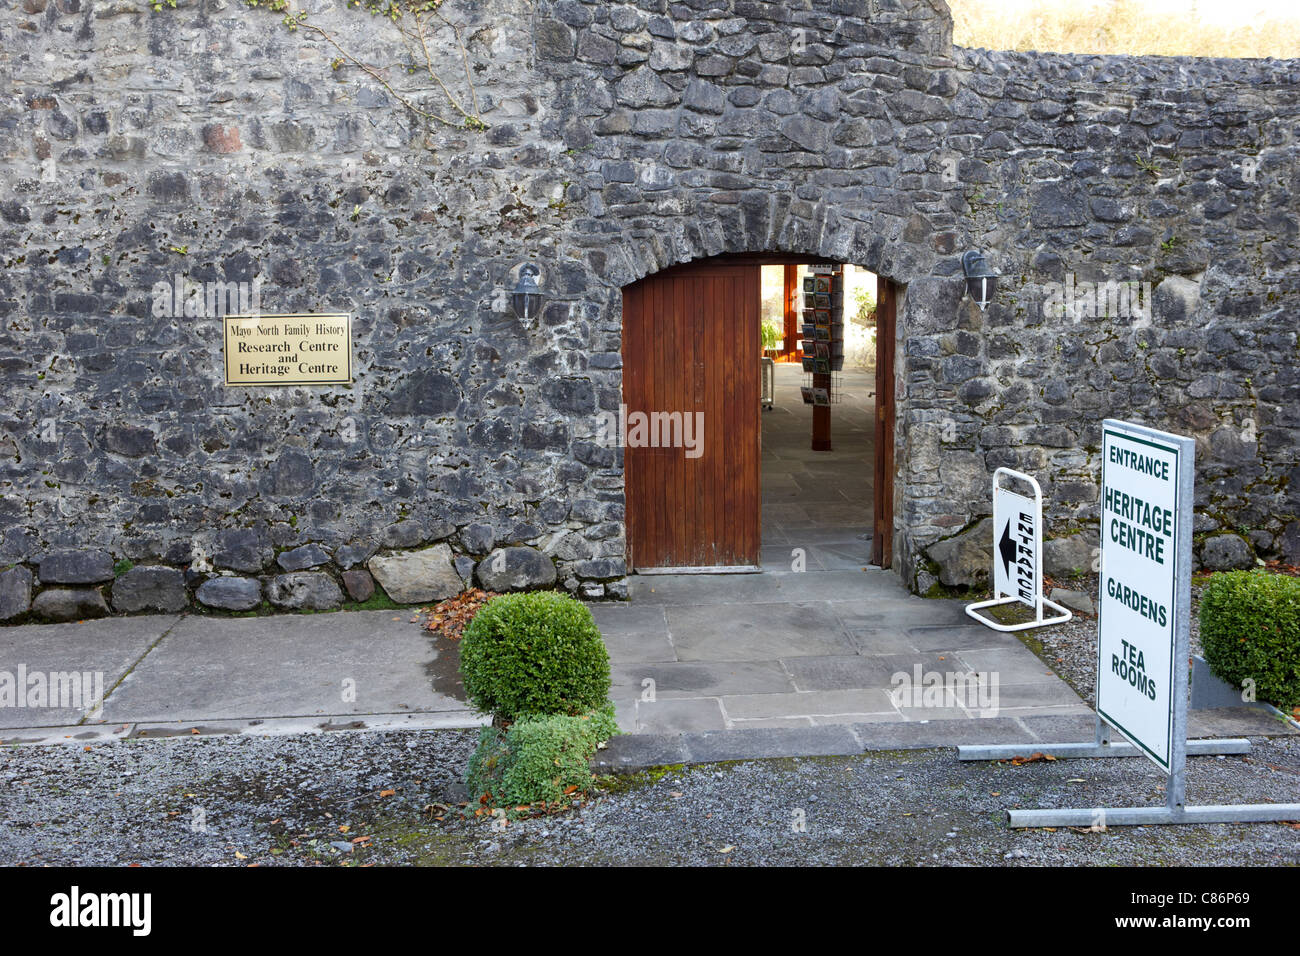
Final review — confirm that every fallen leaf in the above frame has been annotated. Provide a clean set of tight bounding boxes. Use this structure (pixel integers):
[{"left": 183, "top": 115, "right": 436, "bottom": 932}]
[
  {"left": 378, "top": 789, "right": 396, "bottom": 798},
  {"left": 1007, "top": 752, "right": 1056, "bottom": 766},
  {"left": 422, "top": 589, "right": 501, "bottom": 641},
  {"left": 234, "top": 851, "right": 247, "bottom": 860}
]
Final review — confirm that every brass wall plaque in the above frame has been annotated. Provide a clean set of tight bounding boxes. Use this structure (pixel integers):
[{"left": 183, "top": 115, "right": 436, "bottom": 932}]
[{"left": 223, "top": 313, "right": 352, "bottom": 386}]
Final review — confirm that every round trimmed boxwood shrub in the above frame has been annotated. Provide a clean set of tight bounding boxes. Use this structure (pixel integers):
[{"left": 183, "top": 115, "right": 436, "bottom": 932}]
[
  {"left": 458, "top": 591, "right": 611, "bottom": 721},
  {"left": 1200, "top": 570, "right": 1300, "bottom": 709}
]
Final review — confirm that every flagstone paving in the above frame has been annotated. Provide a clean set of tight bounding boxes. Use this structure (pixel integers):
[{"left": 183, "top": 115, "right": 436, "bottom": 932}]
[{"left": 591, "top": 568, "right": 1094, "bottom": 737}]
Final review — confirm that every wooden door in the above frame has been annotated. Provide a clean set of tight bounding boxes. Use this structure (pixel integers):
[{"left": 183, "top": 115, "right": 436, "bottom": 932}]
[
  {"left": 872, "top": 276, "right": 897, "bottom": 569},
  {"left": 623, "top": 262, "right": 761, "bottom": 570}
]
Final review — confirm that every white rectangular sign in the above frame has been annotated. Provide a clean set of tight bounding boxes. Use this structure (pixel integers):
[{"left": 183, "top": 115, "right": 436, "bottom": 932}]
[
  {"left": 1096, "top": 420, "right": 1193, "bottom": 772},
  {"left": 993, "top": 485, "right": 1038, "bottom": 608}
]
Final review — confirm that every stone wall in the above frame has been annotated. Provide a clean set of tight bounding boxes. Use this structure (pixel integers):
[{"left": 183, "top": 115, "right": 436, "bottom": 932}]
[{"left": 0, "top": 0, "right": 1297, "bottom": 621}]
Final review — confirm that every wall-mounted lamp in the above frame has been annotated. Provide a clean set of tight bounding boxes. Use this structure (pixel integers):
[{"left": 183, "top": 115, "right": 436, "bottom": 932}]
[
  {"left": 961, "top": 250, "right": 999, "bottom": 311},
  {"left": 511, "top": 263, "right": 544, "bottom": 322}
]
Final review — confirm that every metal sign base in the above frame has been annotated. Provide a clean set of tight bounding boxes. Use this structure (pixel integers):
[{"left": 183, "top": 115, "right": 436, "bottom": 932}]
[
  {"left": 958, "top": 716, "right": 1250, "bottom": 761},
  {"left": 958, "top": 718, "right": 1300, "bottom": 828},
  {"left": 965, "top": 594, "right": 1072, "bottom": 633},
  {"left": 1010, "top": 802, "right": 1300, "bottom": 828}
]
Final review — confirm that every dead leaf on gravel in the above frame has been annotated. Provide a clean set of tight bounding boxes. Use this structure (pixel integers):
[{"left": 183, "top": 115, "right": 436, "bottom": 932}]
[{"left": 1005, "top": 752, "right": 1056, "bottom": 765}]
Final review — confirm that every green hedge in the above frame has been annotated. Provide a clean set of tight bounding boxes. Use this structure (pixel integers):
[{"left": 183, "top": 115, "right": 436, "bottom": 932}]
[
  {"left": 458, "top": 591, "right": 611, "bottom": 722},
  {"left": 1200, "top": 570, "right": 1300, "bottom": 709},
  {"left": 465, "top": 705, "right": 620, "bottom": 809}
]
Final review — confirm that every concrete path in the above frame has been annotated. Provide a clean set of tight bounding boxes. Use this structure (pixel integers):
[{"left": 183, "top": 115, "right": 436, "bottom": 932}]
[{"left": 0, "top": 610, "right": 482, "bottom": 744}]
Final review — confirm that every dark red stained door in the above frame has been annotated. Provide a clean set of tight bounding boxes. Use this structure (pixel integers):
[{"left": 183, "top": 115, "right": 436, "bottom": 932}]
[{"left": 623, "top": 263, "right": 760, "bottom": 570}]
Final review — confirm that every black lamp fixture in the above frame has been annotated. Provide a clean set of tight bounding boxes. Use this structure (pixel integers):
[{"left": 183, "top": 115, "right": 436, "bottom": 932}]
[
  {"left": 511, "top": 263, "right": 544, "bottom": 322},
  {"left": 961, "top": 250, "right": 999, "bottom": 311}
]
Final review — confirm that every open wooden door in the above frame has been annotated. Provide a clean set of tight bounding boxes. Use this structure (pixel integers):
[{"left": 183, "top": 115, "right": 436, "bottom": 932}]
[
  {"left": 623, "top": 262, "right": 761, "bottom": 570},
  {"left": 871, "top": 276, "right": 896, "bottom": 569}
]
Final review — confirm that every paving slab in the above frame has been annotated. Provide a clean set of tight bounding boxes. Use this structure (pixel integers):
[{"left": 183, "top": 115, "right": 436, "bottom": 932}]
[
  {"left": 781, "top": 652, "right": 953, "bottom": 691},
  {"left": 0, "top": 614, "right": 182, "bottom": 728},
  {"left": 807, "top": 541, "right": 875, "bottom": 570},
  {"left": 588, "top": 604, "right": 674, "bottom": 663},
  {"left": 843, "top": 627, "right": 921, "bottom": 655},
  {"left": 634, "top": 697, "right": 726, "bottom": 733},
  {"left": 995, "top": 703, "right": 1095, "bottom": 718},
  {"left": 631, "top": 569, "right": 891, "bottom": 607},
  {"left": 904, "top": 624, "right": 1020, "bottom": 652},
  {"left": 100, "top": 610, "right": 469, "bottom": 723},
  {"left": 992, "top": 680, "right": 1092, "bottom": 710},
  {"left": 732, "top": 716, "right": 816, "bottom": 729},
  {"left": 953, "top": 646, "right": 1063, "bottom": 683},
  {"left": 591, "top": 733, "right": 690, "bottom": 772},
  {"left": 761, "top": 544, "right": 825, "bottom": 571},
  {"left": 612, "top": 660, "right": 795, "bottom": 699},
  {"left": 667, "top": 602, "right": 858, "bottom": 661},
  {"left": 851, "top": 716, "right": 1039, "bottom": 750},
  {"left": 0, "top": 723, "right": 136, "bottom": 746},
  {"left": 684, "top": 725, "right": 862, "bottom": 763},
  {"left": 830, "top": 597, "right": 968, "bottom": 629},
  {"left": 720, "top": 688, "right": 898, "bottom": 721},
  {"left": 1020, "top": 713, "right": 1104, "bottom": 742}
]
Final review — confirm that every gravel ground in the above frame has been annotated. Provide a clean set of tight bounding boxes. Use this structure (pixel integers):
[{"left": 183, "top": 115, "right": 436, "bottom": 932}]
[{"left": 2, "top": 728, "right": 1298, "bottom": 866}]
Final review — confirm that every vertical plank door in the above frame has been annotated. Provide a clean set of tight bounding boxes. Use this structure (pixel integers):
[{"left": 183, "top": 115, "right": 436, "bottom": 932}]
[{"left": 623, "top": 262, "right": 761, "bottom": 570}]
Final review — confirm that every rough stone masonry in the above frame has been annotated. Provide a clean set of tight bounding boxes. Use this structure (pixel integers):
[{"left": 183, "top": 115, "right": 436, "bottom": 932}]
[{"left": 0, "top": 0, "right": 1297, "bottom": 621}]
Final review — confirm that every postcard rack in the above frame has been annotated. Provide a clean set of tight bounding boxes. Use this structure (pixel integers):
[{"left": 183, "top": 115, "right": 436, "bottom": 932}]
[{"left": 799, "top": 264, "right": 845, "bottom": 407}]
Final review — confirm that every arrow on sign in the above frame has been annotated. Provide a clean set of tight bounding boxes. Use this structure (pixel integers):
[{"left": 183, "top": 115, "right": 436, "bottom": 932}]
[{"left": 999, "top": 519, "right": 1017, "bottom": 577}]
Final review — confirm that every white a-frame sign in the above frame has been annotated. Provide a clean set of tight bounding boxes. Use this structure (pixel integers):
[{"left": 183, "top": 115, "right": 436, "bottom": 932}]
[{"left": 966, "top": 468, "right": 1072, "bottom": 632}]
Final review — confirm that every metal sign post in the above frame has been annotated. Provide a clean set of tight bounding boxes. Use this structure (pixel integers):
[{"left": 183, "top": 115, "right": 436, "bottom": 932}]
[
  {"left": 958, "top": 422, "right": 1300, "bottom": 827},
  {"left": 965, "top": 468, "right": 1072, "bottom": 632}
]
